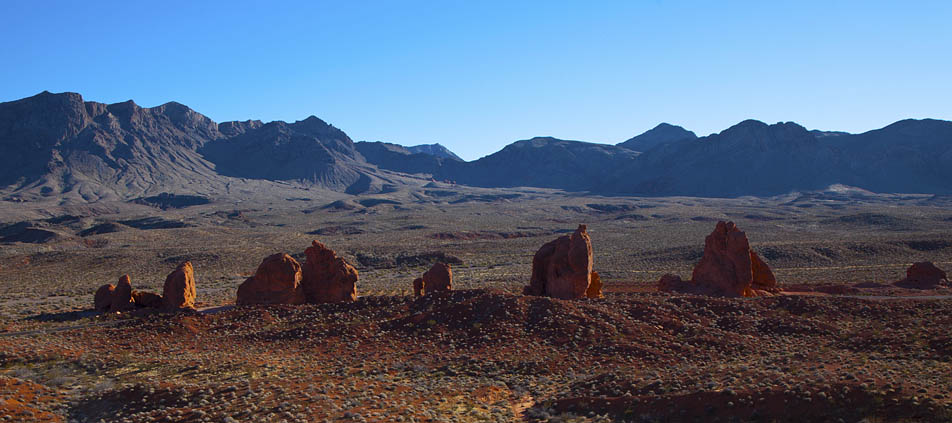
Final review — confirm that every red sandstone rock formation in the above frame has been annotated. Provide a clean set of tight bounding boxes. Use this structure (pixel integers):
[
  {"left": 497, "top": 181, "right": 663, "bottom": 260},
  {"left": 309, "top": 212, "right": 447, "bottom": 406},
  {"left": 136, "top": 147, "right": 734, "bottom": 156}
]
[
  {"left": 132, "top": 291, "right": 163, "bottom": 308},
  {"left": 413, "top": 277, "right": 425, "bottom": 297},
  {"left": 94, "top": 284, "right": 115, "bottom": 312},
  {"left": 657, "top": 274, "right": 688, "bottom": 292},
  {"left": 523, "top": 225, "right": 594, "bottom": 299},
  {"left": 586, "top": 271, "right": 604, "bottom": 299},
  {"left": 301, "top": 240, "right": 359, "bottom": 303},
  {"left": 163, "top": 261, "right": 197, "bottom": 310},
  {"left": 236, "top": 253, "right": 306, "bottom": 305},
  {"left": 659, "top": 221, "right": 780, "bottom": 297},
  {"left": 110, "top": 275, "right": 135, "bottom": 312},
  {"left": 894, "top": 261, "right": 949, "bottom": 289},
  {"left": 422, "top": 263, "right": 453, "bottom": 295}
]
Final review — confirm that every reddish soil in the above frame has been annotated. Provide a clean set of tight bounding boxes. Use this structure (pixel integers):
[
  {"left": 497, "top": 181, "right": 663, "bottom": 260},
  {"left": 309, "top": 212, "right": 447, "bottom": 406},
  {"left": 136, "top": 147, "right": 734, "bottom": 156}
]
[{"left": 1, "top": 288, "right": 951, "bottom": 422}]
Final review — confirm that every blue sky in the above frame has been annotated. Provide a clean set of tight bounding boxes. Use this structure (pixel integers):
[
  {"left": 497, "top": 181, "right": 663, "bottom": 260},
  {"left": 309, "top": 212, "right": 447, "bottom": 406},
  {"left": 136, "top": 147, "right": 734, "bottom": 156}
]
[{"left": 2, "top": 1, "right": 950, "bottom": 160}]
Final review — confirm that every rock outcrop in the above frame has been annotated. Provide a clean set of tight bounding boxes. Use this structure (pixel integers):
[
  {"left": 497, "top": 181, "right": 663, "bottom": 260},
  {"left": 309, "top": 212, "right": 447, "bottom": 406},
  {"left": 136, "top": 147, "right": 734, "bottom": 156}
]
[
  {"left": 301, "top": 240, "right": 359, "bottom": 303},
  {"left": 111, "top": 275, "right": 135, "bottom": 312},
  {"left": 421, "top": 263, "right": 453, "bottom": 295},
  {"left": 94, "top": 274, "right": 170, "bottom": 312},
  {"left": 236, "top": 253, "right": 306, "bottom": 305},
  {"left": 523, "top": 225, "right": 595, "bottom": 299},
  {"left": 585, "top": 271, "right": 604, "bottom": 299},
  {"left": 162, "top": 261, "right": 196, "bottom": 310},
  {"left": 132, "top": 291, "right": 163, "bottom": 308},
  {"left": 659, "top": 221, "right": 780, "bottom": 297},
  {"left": 413, "top": 277, "right": 425, "bottom": 297},
  {"left": 94, "top": 283, "right": 115, "bottom": 312},
  {"left": 894, "top": 262, "right": 949, "bottom": 289}
]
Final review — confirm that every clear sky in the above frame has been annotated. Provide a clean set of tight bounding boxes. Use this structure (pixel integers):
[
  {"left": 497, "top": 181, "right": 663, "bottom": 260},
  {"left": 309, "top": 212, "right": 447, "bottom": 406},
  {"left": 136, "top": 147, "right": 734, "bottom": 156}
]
[{"left": 2, "top": 1, "right": 950, "bottom": 160}]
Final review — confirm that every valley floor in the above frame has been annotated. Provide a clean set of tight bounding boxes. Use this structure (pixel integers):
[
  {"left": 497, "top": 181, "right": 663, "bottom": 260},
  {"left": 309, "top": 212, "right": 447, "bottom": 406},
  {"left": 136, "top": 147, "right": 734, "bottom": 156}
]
[{"left": 0, "top": 189, "right": 950, "bottom": 422}]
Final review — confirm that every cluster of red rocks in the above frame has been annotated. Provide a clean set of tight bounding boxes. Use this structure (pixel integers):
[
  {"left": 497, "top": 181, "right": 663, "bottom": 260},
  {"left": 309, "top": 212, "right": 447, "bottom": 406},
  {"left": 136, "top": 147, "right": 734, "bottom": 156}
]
[
  {"left": 90, "top": 221, "right": 949, "bottom": 311},
  {"left": 236, "top": 240, "right": 359, "bottom": 305},
  {"left": 523, "top": 224, "right": 603, "bottom": 299},
  {"left": 94, "top": 262, "right": 196, "bottom": 312},
  {"left": 658, "top": 221, "right": 781, "bottom": 297}
]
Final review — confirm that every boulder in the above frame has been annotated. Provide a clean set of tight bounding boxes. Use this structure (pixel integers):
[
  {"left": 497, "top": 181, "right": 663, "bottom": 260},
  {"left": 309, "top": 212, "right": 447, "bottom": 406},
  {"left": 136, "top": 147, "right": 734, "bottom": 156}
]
[
  {"left": 657, "top": 274, "right": 689, "bottom": 292},
  {"left": 162, "top": 261, "right": 196, "bottom": 310},
  {"left": 110, "top": 275, "right": 135, "bottom": 312},
  {"left": 413, "top": 277, "right": 425, "bottom": 297},
  {"left": 132, "top": 291, "right": 164, "bottom": 308},
  {"left": 422, "top": 263, "right": 453, "bottom": 295},
  {"left": 585, "top": 271, "right": 603, "bottom": 299},
  {"left": 94, "top": 284, "right": 115, "bottom": 311},
  {"left": 236, "top": 253, "right": 306, "bottom": 305},
  {"left": 895, "top": 261, "right": 949, "bottom": 289},
  {"left": 661, "top": 221, "right": 780, "bottom": 297},
  {"left": 301, "top": 240, "right": 358, "bottom": 303},
  {"left": 523, "top": 225, "right": 594, "bottom": 299},
  {"left": 585, "top": 271, "right": 605, "bottom": 298}
]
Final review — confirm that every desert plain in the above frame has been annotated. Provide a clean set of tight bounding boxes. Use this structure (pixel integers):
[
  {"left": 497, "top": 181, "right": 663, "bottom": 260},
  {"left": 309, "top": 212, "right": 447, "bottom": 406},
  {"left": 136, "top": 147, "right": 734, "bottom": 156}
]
[{"left": 1, "top": 184, "right": 951, "bottom": 422}]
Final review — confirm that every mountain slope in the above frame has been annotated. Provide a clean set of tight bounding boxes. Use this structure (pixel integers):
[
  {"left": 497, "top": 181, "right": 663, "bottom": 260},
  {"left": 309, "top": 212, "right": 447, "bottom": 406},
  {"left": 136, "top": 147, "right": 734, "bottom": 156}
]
[
  {"left": 354, "top": 141, "right": 459, "bottom": 176},
  {"left": 201, "top": 116, "right": 367, "bottom": 190},
  {"left": 0, "top": 92, "right": 398, "bottom": 201},
  {"left": 825, "top": 119, "right": 952, "bottom": 194},
  {"left": 405, "top": 143, "right": 463, "bottom": 161},
  {"left": 606, "top": 120, "right": 846, "bottom": 196},
  {"left": 437, "top": 137, "right": 640, "bottom": 191},
  {"left": 0, "top": 91, "right": 223, "bottom": 201},
  {"left": 2, "top": 91, "right": 951, "bottom": 201}
]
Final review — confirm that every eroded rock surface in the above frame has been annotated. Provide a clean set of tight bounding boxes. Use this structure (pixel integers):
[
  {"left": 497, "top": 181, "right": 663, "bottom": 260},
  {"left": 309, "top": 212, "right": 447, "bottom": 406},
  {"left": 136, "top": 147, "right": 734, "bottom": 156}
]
[
  {"left": 660, "top": 221, "right": 780, "bottom": 297},
  {"left": 236, "top": 253, "right": 306, "bottom": 305},
  {"left": 110, "top": 275, "right": 135, "bottom": 312},
  {"left": 301, "top": 240, "right": 359, "bottom": 303},
  {"left": 163, "top": 261, "right": 196, "bottom": 309},
  {"left": 422, "top": 263, "right": 453, "bottom": 295},
  {"left": 585, "top": 271, "right": 604, "bottom": 299},
  {"left": 94, "top": 284, "right": 115, "bottom": 312},
  {"left": 413, "top": 277, "right": 425, "bottom": 297},
  {"left": 895, "top": 261, "right": 949, "bottom": 289},
  {"left": 132, "top": 291, "right": 164, "bottom": 308},
  {"left": 523, "top": 225, "right": 594, "bottom": 299}
]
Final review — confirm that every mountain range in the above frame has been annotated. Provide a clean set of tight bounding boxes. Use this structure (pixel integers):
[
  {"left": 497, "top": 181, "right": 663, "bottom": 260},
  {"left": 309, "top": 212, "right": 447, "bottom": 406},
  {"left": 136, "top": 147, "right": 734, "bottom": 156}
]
[{"left": 1, "top": 91, "right": 950, "bottom": 202}]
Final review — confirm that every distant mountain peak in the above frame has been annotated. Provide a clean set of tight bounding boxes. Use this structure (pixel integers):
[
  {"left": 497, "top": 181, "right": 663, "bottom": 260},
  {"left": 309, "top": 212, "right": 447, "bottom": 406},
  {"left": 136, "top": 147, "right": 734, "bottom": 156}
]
[
  {"left": 405, "top": 143, "right": 463, "bottom": 161},
  {"left": 618, "top": 123, "right": 696, "bottom": 152}
]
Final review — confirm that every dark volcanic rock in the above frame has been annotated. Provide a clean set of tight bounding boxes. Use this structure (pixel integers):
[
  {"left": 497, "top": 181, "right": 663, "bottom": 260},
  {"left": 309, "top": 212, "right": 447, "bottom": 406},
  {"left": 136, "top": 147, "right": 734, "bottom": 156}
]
[
  {"left": 78, "top": 222, "right": 127, "bottom": 237},
  {"left": 133, "top": 193, "right": 211, "bottom": 210},
  {"left": 0, "top": 222, "right": 64, "bottom": 244},
  {"left": 118, "top": 217, "right": 193, "bottom": 230}
]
